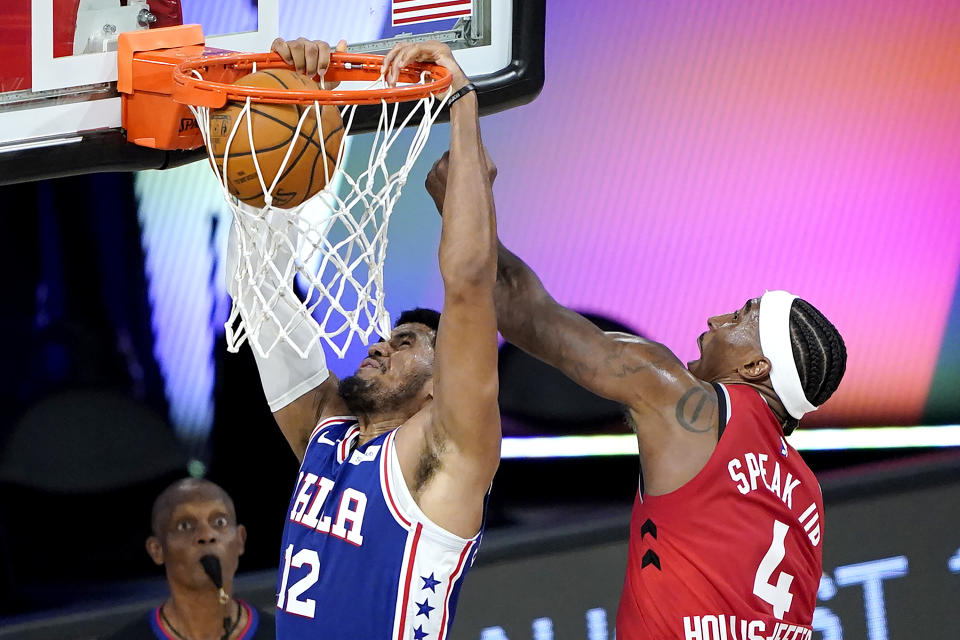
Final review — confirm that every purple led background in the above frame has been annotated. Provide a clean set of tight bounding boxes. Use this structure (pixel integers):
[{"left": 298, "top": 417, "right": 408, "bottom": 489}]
[
  {"left": 465, "top": 0, "right": 960, "bottom": 426},
  {"left": 134, "top": 0, "right": 960, "bottom": 437},
  {"left": 303, "top": 0, "right": 960, "bottom": 427}
]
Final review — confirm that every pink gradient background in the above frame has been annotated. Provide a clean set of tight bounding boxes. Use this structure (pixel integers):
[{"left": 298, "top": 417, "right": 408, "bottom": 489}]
[
  {"left": 132, "top": 0, "right": 960, "bottom": 433},
  {"left": 471, "top": 0, "right": 960, "bottom": 426}
]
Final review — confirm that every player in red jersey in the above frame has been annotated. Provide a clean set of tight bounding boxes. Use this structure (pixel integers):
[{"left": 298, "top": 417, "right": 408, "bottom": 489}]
[{"left": 484, "top": 224, "right": 847, "bottom": 638}]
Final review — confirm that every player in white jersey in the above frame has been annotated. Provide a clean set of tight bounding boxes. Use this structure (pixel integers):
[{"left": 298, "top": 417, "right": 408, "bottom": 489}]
[{"left": 229, "top": 38, "right": 500, "bottom": 638}]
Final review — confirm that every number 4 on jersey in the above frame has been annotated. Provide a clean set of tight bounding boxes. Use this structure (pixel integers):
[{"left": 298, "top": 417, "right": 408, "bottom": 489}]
[{"left": 753, "top": 520, "right": 794, "bottom": 619}]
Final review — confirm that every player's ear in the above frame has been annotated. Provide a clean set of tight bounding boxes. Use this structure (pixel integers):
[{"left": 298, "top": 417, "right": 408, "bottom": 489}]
[
  {"left": 237, "top": 524, "right": 247, "bottom": 556},
  {"left": 146, "top": 536, "right": 165, "bottom": 566},
  {"left": 738, "top": 356, "right": 771, "bottom": 381}
]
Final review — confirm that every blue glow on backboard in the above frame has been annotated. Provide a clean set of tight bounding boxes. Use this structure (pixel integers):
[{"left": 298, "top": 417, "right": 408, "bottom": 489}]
[{"left": 180, "top": 0, "right": 258, "bottom": 36}]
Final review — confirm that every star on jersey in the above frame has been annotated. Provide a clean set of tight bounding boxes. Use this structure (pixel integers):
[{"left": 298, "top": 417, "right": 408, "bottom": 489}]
[
  {"left": 416, "top": 599, "right": 435, "bottom": 618},
  {"left": 421, "top": 573, "right": 441, "bottom": 592},
  {"left": 413, "top": 625, "right": 429, "bottom": 639}
]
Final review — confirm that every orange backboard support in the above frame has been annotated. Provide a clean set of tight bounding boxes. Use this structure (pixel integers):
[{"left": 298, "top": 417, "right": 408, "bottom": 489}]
[{"left": 118, "top": 24, "right": 234, "bottom": 150}]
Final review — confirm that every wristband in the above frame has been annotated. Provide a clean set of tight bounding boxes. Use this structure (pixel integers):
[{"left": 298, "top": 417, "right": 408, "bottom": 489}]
[{"left": 448, "top": 83, "right": 476, "bottom": 107}]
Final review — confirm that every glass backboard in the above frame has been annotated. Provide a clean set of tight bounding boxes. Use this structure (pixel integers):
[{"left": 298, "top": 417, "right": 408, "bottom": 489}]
[{"left": 0, "top": 0, "right": 543, "bottom": 184}]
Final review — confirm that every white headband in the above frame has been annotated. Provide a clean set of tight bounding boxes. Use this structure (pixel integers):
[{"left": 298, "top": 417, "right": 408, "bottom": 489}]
[{"left": 758, "top": 290, "right": 817, "bottom": 420}]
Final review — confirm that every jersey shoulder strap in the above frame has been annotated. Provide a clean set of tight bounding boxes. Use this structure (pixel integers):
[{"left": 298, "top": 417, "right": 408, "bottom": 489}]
[{"left": 712, "top": 382, "right": 729, "bottom": 441}]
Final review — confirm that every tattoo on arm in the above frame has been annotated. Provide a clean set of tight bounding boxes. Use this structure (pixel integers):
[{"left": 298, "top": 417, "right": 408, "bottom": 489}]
[
  {"left": 675, "top": 387, "right": 718, "bottom": 434},
  {"left": 602, "top": 348, "right": 653, "bottom": 378}
]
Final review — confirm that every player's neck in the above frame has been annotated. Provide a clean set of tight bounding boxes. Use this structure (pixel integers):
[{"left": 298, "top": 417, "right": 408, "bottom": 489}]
[
  {"left": 163, "top": 587, "right": 241, "bottom": 640},
  {"left": 356, "top": 401, "right": 430, "bottom": 445},
  {"left": 356, "top": 414, "right": 408, "bottom": 444},
  {"left": 719, "top": 378, "right": 791, "bottom": 427}
]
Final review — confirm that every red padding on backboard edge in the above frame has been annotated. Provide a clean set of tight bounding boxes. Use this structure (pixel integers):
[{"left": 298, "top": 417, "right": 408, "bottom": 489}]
[
  {"left": 147, "top": 0, "right": 184, "bottom": 29},
  {"left": 53, "top": 0, "right": 80, "bottom": 58},
  {"left": 1, "top": 0, "right": 32, "bottom": 92},
  {"left": 0, "top": 0, "right": 179, "bottom": 95}
]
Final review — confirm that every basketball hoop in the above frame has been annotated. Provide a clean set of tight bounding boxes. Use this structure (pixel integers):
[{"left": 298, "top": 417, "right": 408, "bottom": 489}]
[
  {"left": 170, "top": 50, "right": 454, "bottom": 359},
  {"left": 172, "top": 51, "right": 454, "bottom": 107}
]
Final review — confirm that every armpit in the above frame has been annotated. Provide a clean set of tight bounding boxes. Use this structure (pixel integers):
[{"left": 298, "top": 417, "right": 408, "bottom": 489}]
[{"left": 413, "top": 433, "right": 445, "bottom": 495}]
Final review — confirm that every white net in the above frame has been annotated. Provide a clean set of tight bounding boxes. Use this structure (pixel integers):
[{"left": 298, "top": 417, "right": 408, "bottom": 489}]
[{"left": 187, "top": 72, "right": 450, "bottom": 359}]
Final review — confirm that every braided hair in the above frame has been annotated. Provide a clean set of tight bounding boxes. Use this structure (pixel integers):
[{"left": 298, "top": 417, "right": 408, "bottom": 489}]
[{"left": 783, "top": 299, "right": 847, "bottom": 435}]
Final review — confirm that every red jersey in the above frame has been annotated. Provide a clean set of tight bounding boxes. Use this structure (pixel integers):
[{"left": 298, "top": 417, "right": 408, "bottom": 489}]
[{"left": 617, "top": 383, "right": 823, "bottom": 640}]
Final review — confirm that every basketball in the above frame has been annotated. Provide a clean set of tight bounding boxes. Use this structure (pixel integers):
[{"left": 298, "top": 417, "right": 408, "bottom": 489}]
[{"left": 208, "top": 68, "right": 345, "bottom": 209}]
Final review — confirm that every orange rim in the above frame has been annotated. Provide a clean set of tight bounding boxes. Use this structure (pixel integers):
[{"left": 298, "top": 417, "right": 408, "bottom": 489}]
[{"left": 172, "top": 51, "right": 453, "bottom": 108}]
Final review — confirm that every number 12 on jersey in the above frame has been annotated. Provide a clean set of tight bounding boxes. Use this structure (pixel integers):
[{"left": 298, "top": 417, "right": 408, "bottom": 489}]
[
  {"left": 753, "top": 520, "right": 795, "bottom": 619},
  {"left": 278, "top": 544, "right": 320, "bottom": 618}
]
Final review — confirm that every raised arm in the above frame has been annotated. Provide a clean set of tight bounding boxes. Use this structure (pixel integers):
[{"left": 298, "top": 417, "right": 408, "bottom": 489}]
[
  {"left": 226, "top": 39, "right": 350, "bottom": 462},
  {"left": 422, "top": 147, "right": 686, "bottom": 416},
  {"left": 494, "top": 243, "right": 694, "bottom": 410},
  {"left": 494, "top": 244, "right": 725, "bottom": 495},
  {"left": 423, "top": 147, "right": 715, "bottom": 444},
  {"left": 383, "top": 42, "right": 500, "bottom": 534},
  {"left": 432, "top": 95, "right": 501, "bottom": 484}
]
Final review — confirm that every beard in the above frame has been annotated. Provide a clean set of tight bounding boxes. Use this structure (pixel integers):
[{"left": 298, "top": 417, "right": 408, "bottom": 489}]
[
  {"left": 338, "top": 368, "right": 431, "bottom": 417},
  {"left": 338, "top": 375, "right": 380, "bottom": 415}
]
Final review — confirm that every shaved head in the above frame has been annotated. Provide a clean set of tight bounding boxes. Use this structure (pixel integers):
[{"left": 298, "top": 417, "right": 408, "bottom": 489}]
[{"left": 151, "top": 478, "right": 236, "bottom": 537}]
